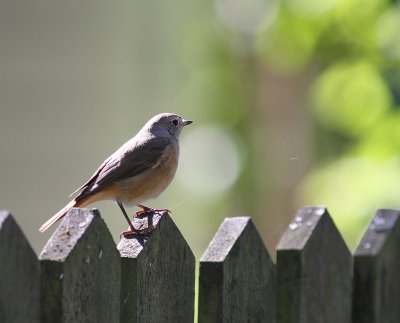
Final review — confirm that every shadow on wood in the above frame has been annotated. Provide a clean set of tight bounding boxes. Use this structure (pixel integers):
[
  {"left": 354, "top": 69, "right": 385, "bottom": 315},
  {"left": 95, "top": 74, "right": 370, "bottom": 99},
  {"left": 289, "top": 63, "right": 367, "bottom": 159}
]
[{"left": 117, "top": 212, "right": 195, "bottom": 323}]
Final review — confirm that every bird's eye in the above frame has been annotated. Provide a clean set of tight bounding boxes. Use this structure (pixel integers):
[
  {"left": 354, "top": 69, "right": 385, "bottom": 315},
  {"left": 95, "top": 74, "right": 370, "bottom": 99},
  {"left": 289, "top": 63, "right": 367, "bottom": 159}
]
[{"left": 172, "top": 119, "right": 179, "bottom": 127}]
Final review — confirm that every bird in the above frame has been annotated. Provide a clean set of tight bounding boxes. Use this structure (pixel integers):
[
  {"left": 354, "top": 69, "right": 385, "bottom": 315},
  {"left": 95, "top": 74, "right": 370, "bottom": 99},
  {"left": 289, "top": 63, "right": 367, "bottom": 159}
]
[{"left": 39, "top": 113, "right": 193, "bottom": 235}]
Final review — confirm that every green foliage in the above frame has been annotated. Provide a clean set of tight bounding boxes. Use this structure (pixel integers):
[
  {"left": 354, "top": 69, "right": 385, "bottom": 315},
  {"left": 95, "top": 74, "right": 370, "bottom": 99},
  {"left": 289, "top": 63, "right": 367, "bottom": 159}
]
[
  {"left": 312, "top": 61, "right": 391, "bottom": 136},
  {"left": 167, "top": 0, "right": 400, "bottom": 252},
  {"left": 256, "top": 9, "right": 322, "bottom": 72},
  {"left": 257, "top": 0, "right": 400, "bottom": 246},
  {"left": 253, "top": 0, "right": 400, "bottom": 248}
]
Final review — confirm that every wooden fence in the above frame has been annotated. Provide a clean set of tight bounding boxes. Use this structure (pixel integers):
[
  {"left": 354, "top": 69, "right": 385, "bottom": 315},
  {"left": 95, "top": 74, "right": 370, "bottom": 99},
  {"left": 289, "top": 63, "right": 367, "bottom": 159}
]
[{"left": 0, "top": 206, "right": 399, "bottom": 323}]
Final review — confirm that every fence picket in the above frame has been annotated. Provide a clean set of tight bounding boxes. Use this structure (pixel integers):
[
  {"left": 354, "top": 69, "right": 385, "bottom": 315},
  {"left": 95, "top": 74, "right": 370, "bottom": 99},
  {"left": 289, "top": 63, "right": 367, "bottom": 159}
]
[
  {"left": 117, "top": 212, "right": 195, "bottom": 323},
  {"left": 353, "top": 209, "right": 400, "bottom": 323},
  {"left": 0, "top": 211, "right": 40, "bottom": 323},
  {"left": 276, "top": 207, "right": 352, "bottom": 323},
  {"left": 198, "top": 217, "right": 276, "bottom": 323},
  {"left": 3, "top": 204, "right": 400, "bottom": 322},
  {"left": 39, "top": 208, "right": 120, "bottom": 323}
]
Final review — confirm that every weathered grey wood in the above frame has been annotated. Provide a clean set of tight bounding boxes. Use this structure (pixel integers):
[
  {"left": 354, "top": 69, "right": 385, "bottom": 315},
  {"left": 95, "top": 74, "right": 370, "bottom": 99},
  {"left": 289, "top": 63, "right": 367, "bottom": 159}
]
[
  {"left": 117, "top": 212, "right": 195, "bottom": 323},
  {"left": 198, "top": 217, "right": 276, "bottom": 323},
  {"left": 353, "top": 209, "right": 400, "bottom": 323},
  {"left": 276, "top": 207, "right": 352, "bottom": 323},
  {"left": 0, "top": 211, "right": 40, "bottom": 323},
  {"left": 39, "top": 208, "right": 120, "bottom": 323}
]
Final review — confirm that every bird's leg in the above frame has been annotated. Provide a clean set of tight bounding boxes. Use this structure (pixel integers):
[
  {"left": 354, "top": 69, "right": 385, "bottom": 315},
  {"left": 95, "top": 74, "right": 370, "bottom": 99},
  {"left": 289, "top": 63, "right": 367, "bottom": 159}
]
[
  {"left": 134, "top": 204, "right": 171, "bottom": 218},
  {"left": 118, "top": 202, "right": 157, "bottom": 237},
  {"left": 118, "top": 202, "right": 137, "bottom": 232}
]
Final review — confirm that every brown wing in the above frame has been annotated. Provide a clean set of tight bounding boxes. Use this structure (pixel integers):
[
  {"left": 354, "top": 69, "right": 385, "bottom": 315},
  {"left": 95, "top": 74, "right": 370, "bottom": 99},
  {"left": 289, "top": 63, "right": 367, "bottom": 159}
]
[
  {"left": 69, "top": 155, "right": 112, "bottom": 197},
  {"left": 75, "top": 137, "right": 170, "bottom": 202}
]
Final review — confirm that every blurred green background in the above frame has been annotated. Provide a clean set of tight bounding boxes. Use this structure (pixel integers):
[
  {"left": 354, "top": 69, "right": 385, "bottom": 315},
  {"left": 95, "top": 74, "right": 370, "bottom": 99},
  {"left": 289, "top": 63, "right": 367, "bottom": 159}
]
[{"left": 1, "top": 0, "right": 400, "bottom": 258}]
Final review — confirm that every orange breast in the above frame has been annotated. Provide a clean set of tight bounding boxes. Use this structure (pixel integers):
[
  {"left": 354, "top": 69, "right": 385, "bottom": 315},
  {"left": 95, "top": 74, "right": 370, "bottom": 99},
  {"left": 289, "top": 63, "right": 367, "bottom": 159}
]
[
  {"left": 114, "top": 144, "right": 179, "bottom": 206},
  {"left": 75, "top": 144, "right": 179, "bottom": 208}
]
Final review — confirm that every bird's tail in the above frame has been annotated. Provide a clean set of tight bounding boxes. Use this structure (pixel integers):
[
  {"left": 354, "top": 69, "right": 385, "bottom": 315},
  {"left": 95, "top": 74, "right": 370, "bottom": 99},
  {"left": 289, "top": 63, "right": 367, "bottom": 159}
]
[{"left": 39, "top": 200, "right": 77, "bottom": 232}]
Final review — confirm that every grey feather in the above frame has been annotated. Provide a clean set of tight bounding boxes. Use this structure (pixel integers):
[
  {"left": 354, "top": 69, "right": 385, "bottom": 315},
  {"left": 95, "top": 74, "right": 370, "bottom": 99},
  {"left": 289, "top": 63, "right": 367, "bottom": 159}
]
[{"left": 75, "top": 137, "right": 170, "bottom": 201}]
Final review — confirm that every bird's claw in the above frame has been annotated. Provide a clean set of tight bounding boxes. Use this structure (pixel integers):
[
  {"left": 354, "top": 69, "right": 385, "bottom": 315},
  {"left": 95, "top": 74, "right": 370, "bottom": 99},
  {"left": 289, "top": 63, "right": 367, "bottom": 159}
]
[
  {"left": 120, "top": 225, "right": 156, "bottom": 238},
  {"left": 134, "top": 204, "right": 171, "bottom": 218},
  {"left": 119, "top": 205, "right": 170, "bottom": 238}
]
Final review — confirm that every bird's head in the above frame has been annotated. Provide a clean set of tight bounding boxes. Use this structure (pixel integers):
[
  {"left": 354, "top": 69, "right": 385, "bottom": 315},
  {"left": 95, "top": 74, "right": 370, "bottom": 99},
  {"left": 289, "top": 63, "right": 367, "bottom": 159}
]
[{"left": 145, "top": 113, "right": 193, "bottom": 139}]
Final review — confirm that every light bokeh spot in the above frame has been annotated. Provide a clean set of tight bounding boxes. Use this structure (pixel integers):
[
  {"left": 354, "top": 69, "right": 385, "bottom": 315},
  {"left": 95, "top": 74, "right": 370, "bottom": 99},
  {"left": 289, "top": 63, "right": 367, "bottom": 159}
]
[
  {"left": 312, "top": 61, "right": 392, "bottom": 136},
  {"left": 178, "top": 125, "right": 242, "bottom": 196}
]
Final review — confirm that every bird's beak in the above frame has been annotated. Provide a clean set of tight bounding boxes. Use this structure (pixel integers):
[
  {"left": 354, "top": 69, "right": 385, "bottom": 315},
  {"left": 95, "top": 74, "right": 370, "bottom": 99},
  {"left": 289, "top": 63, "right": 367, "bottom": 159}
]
[{"left": 182, "top": 119, "right": 193, "bottom": 126}]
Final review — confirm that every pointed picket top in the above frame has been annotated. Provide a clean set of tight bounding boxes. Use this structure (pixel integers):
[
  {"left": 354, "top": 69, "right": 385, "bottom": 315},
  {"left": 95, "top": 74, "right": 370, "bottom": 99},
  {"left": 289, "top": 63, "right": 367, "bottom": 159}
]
[
  {"left": 276, "top": 206, "right": 325, "bottom": 250},
  {"left": 354, "top": 208, "right": 400, "bottom": 257},
  {"left": 276, "top": 207, "right": 352, "bottom": 323},
  {"left": 40, "top": 207, "right": 98, "bottom": 261},
  {"left": 0, "top": 211, "right": 40, "bottom": 323},
  {"left": 117, "top": 212, "right": 195, "bottom": 323},
  {"left": 117, "top": 211, "right": 165, "bottom": 258},
  {"left": 200, "top": 216, "right": 252, "bottom": 262},
  {"left": 199, "top": 217, "right": 276, "bottom": 323},
  {"left": 39, "top": 208, "right": 120, "bottom": 323},
  {"left": 353, "top": 209, "right": 400, "bottom": 323}
]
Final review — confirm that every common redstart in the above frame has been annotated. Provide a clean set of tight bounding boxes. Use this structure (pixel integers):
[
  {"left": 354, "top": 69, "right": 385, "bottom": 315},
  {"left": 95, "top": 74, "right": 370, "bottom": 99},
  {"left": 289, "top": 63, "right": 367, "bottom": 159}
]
[{"left": 39, "top": 113, "right": 193, "bottom": 235}]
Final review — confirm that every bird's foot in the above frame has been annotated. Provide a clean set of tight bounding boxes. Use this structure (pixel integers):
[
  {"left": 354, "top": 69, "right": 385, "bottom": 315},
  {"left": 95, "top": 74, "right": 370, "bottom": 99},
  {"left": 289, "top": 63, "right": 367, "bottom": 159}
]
[
  {"left": 134, "top": 204, "right": 171, "bottom": 218},
  {"left": 120, "top": 225, "right": 156, "bottom": 238}
]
